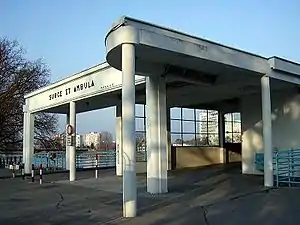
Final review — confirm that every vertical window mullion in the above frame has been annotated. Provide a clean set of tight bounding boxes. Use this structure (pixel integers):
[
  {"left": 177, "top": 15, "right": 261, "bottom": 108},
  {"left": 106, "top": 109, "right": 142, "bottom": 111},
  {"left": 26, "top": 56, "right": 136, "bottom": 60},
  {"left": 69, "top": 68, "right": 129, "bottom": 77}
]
[
  {"left": 206, "top": 110, "right": 209, "bottom": 145},
  {"left": 181, "top": 108, "right": 183, "bottom": 146},
  {"left": 231, "top": 114, "right": 234, "bottom": 143},
  {"left": 194, "top": 109, "right": 197, "bottom": 146}
]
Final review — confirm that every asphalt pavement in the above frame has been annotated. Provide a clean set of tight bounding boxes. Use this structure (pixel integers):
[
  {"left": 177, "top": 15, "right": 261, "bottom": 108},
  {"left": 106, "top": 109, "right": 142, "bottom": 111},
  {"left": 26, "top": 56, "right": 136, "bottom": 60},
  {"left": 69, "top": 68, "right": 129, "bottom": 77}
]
[{"left": 0, "top": 164, "right": 299, "bottom": 225}]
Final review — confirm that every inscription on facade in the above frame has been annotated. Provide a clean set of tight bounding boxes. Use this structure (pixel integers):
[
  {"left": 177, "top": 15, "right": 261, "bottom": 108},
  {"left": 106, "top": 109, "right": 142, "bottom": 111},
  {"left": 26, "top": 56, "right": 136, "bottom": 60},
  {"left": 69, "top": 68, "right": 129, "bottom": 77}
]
[{"left": 49, "top": 80, "right": 115, "bottom": 101}]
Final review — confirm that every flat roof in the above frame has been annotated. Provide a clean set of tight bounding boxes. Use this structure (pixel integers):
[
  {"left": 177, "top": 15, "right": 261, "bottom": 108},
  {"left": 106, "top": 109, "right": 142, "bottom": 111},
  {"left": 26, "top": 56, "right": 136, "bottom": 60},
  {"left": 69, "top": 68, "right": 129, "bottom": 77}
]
[{"left": 106, "top": 16, "right": 300, "bottom": 66}]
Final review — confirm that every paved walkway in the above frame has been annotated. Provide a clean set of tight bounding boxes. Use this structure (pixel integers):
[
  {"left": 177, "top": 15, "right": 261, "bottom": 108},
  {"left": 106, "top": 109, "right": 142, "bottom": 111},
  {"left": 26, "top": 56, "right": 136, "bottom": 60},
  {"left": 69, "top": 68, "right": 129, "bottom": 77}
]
[{"left": 0, "top": 164, "right": 299, "bottom": 225}]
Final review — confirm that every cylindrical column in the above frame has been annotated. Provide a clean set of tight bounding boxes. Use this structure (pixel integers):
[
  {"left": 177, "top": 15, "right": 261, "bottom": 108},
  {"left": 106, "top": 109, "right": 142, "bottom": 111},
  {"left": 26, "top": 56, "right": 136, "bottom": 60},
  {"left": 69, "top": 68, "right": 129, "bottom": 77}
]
[
  {"left": 69, "top": 101, "right": 76, "bottom": 181},
  {"left": 122, "top": 43, "right": 136, "bottom": 218},
  {"left": 146, "top": 75, "right": 159, "bottom": 193},
  {"left": 261, "top": 75, "right": 273, "bottom": 187},
  {"left": 146, "top": 74, "right": 168, "bottom": 194}
]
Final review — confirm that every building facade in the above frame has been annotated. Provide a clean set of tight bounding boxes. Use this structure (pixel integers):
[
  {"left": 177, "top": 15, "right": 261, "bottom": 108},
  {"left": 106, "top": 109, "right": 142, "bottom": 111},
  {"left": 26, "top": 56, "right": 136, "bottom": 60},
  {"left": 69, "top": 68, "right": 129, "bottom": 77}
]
[
  {"left": 75, "top": 134, "right": 84, "bottom": 148},
  {"left": 84, "top": 132, "right": 101, "bottom": 148}
]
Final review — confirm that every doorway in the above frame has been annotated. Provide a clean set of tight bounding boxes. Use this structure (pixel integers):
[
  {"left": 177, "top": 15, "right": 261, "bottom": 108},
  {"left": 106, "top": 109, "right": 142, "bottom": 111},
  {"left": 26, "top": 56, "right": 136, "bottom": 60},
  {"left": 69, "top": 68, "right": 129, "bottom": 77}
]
[{"left": 224, "top": 112, "right": 242, "bottom": 163}]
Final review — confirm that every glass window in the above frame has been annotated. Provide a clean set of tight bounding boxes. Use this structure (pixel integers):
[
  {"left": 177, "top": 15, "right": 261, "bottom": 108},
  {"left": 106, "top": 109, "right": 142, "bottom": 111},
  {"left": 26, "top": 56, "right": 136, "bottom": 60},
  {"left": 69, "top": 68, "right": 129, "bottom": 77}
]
[
  {"left": 233, "top": 133, "right": 241, "bottom": 143},
  {"left": 182, "top": 108, "right": 194, "bottom": 120},
  {"left": 225, "top": 121, "right": 232, "bottom": 133},
  {"left": 135, "top": 117, "right": 145, "bottom": 132},
  {"left": 233, "top": 122, "right": 241, "bottom": 133},
  {"left": 207, "top": 121, "right": 218, "bottom": 133},
  {"left": 208, "top": 134, "right": 219, "bottom": 146},
  {"left": 136, "top": 132, "right": 146, "bottom": 148},
  {"left": 196, "top": 134, "right": 208, "bottom": 146},
  {"left": 225, "top": 132, "right": 233, "bottom": 143},
  {"left": 208, "top": 110, "right": 218, "bottom": 121},
  {"left": 182, "top": 120, "right": 195, "bottom": 133},
  {"left": 233, "top": 113, "right": 241, "bottom": 122},
  {"left": 135, "top": 104, "right": 146, "bottom": 154},
  {"left": 195, "top": 109, "right": 208, "bottom": 121},
  {"left": 135, "top": 104, "right": 144, "bottom": 117},
  {"left": 171, "top": 120, "right": 181, "bottom": 133},
  {"left": 170, "top": 107, "right": 181, "bottom": 119},
  {"left": 183, "top": 133, "right": 195, "bottom": 146},
  {"left": 170, "top": 107, "right": 219, "bottom": 146},
  {"left": 224, "top": 113, "right": 232, "bottom": 122},
  {"left": 196, "top": 121, "right": 207, "bottom": 133},
  {"left": 224, "top": 112, "right": 242, "bottom": 143},
  {"left": 171, "top": 133, "right": 182, "bottom": 146}
]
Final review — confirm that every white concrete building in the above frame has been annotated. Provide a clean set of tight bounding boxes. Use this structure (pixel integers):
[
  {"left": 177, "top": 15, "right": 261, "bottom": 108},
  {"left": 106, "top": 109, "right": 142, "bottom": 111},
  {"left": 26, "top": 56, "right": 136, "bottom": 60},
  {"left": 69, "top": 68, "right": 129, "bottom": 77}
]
[
  {"left": 22, "top": 16, "right": 300, "bottom": 218},
  {"left": 84, "top": 132, "right": 101, "bottom": 148},
  {"left": 75, "top": 134, "right": 84, "bottom": 148}
]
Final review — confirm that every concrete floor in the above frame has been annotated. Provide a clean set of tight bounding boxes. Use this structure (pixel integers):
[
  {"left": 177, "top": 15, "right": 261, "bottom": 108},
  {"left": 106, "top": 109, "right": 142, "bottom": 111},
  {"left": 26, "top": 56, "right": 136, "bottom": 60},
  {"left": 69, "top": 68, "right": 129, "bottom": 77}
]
[{"left": 0, "top": 164, "right": 299, "bottom": 225}]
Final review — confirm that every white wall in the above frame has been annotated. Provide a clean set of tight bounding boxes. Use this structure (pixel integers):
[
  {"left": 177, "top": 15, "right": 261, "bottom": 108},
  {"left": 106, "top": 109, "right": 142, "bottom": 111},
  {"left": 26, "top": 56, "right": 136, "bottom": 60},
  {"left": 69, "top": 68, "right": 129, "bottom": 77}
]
[{"left": 242, "top": 85, "right": 300, "bottom": 174}]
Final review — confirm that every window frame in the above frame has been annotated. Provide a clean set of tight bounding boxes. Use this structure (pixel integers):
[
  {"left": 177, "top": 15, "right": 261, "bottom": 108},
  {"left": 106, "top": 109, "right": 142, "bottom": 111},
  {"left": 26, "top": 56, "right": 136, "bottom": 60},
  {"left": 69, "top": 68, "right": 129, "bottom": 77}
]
[
  {"left": 224, "top": 112, "right": 242, "bottom": 143},
  {"left": 170, "top": 108, "right": 219, "bottom": 147}
]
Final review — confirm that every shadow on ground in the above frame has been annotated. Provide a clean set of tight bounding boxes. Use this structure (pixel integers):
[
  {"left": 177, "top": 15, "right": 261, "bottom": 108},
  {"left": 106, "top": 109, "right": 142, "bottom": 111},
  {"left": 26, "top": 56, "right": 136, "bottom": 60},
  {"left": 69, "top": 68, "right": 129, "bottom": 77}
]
[{"left": 0, "top": 163, "right": 299, "bottom": 225}]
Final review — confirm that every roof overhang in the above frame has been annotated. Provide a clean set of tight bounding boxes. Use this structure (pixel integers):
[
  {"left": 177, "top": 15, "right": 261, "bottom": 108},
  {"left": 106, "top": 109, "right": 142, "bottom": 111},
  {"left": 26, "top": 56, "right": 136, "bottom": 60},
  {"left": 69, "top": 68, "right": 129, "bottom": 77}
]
[
  {"left": 105, "top": 16, "right": 269, "bottom": 77},
  {"left": 24, "top": 16, "right": 300, "bottom": 115}
]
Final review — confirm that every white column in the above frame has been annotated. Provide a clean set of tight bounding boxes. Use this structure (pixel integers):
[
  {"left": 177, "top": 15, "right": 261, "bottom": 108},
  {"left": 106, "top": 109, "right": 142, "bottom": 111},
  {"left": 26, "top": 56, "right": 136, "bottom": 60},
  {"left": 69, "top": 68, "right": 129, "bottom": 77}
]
[
  {"left": 122, "top": 43, "right": 136, "bottom": 218},
  {"left": 261, "top": 75, "right": 273, "bottom": 187},
  {"left": 218, "top": 112, "right": 226, "bottom": 164},
  {"left": 23, "top": 105, "right": 34, "bottom": 174},
  {"left": 69, "top": 101, "right": 76, "bottom": 181},
  {"left": 65, "top": 113, "right": 70, "bottom": 170},
  {"left": 116, "top": 105, "right": 123, "bottom": 176},
  {"left": 146, "top": 74, "right": 168, "bottom": 194}
]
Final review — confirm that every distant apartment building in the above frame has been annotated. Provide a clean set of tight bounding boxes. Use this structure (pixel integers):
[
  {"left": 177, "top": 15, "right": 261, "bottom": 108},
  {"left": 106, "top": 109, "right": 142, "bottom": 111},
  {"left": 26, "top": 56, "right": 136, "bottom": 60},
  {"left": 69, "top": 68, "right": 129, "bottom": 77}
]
[
  {"left": 85, "top": 132, "right": 101, "bottom": 148},
  {"left": 196, "top": 110, "right": 218, "bottom": 145},
  {"left": 76, "top": 134, "right": 84, "bottom": 148},
  {"left": 197, "top": 110, "right": 218, "bottom": 134}
]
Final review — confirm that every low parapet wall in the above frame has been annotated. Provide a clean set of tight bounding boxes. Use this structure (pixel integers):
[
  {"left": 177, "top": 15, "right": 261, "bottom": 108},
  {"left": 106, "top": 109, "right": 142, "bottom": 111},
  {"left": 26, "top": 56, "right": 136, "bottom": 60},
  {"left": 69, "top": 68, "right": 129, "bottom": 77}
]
[{"left": 175, "top": 146, "right": 225, "bottom": 169}]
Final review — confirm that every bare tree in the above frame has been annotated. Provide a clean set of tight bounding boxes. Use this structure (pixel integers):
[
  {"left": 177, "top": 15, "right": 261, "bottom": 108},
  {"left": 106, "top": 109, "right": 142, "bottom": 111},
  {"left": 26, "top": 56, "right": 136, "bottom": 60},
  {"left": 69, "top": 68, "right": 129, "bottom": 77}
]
[
  {"left": 136, "top": 132, "right": 146, "bottom": 150},
  {"left": 0, "top": 38, "right": 58, "bottom": 151},
  {"left": 100, "top": 131, "right": 113, "bottom": 150}
]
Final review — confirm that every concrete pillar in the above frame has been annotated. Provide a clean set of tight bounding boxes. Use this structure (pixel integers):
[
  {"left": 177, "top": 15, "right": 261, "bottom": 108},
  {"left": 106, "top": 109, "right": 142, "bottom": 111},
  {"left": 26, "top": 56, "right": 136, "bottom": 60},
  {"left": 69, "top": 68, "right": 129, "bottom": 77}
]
[
  {"left": 218, "top": 112, "right": 226, "bottom": 164},
  {"left": 146, "top": 74, "right": 168, "bottom": 194},
  {"left": 23, "top": 105, "right": 34, "bottom": 174},
  {"left": 261, "top": 75, "right": 273, "bottom": 187},
  {"left": 69, "top": 101, "right": 76, "bottom": 181},
  {"left": 116, "top": 105, "right": 123, "bottom": 176},
  {"left": 122, "top": 43, "right": 136, "bottom": 218},
  {"left": 65, "top": 113, "right": 70, "bottom": 170}
]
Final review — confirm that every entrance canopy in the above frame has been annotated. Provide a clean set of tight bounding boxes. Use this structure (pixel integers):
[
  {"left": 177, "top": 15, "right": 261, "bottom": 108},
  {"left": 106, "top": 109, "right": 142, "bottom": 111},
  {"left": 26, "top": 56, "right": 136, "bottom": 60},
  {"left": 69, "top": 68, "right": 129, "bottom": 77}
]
[
  {"left": 24, "top": 63, "right": 145, "bottom": 114},
  {"left": 23, "top": 15, "right": 300, "bottom": 218},
  {"left": 106, "top": 17, "right": 300, "bottom": 78},
  {"left": 24, "top": 16, "right": 300, "bottom": 115}
]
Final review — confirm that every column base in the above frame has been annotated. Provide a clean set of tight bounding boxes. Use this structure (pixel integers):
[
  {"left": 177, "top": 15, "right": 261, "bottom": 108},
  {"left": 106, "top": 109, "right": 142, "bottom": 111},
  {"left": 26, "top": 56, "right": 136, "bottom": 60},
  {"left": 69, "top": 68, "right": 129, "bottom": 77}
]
[{"left": 147, "top": 179, "right": 168, "bottom": 194}]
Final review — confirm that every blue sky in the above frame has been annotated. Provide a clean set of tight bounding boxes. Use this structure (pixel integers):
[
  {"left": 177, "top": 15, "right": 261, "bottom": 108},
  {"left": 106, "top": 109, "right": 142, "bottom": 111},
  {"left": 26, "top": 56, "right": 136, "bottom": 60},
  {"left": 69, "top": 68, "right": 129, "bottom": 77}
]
[{"left": 1, "top": 0, "right": 300, "bottom": 137}]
